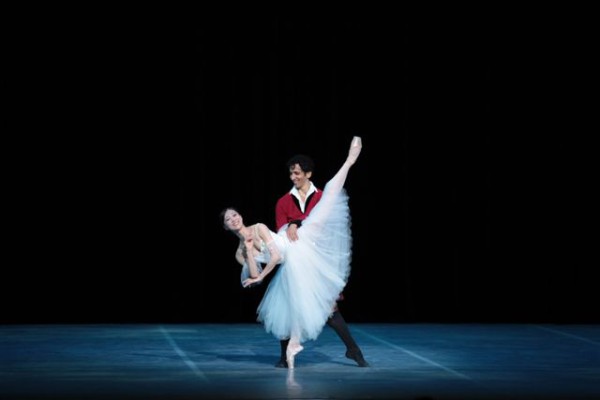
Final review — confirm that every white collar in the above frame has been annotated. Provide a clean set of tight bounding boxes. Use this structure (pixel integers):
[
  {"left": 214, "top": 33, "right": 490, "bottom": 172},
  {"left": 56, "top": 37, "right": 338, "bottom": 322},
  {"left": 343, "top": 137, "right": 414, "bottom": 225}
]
[{"left": 290, "top": 181, "right": 318, "bottom": 200}]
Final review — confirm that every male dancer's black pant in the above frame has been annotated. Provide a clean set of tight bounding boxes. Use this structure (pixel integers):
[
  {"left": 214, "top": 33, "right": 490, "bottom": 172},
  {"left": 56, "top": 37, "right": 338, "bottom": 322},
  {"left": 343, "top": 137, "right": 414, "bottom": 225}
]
[{"left": 275, "top": 310, "right": 369, "bottom": 367}]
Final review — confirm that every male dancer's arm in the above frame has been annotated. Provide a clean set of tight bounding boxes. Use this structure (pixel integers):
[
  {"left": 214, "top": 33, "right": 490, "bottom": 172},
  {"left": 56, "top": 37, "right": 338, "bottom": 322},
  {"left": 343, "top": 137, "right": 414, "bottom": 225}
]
[
  {"left": 276, "top": 192, "right": 322, "bottom": 241},
  {"left": 275, "top": 195, "right": 304, "bottom": 241}
]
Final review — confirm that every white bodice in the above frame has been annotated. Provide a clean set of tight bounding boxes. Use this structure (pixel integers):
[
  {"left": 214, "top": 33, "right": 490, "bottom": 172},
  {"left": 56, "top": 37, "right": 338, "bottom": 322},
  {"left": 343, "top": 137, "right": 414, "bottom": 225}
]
[{"left": 253, "top": 230, "right": 287, "bottom": 264}]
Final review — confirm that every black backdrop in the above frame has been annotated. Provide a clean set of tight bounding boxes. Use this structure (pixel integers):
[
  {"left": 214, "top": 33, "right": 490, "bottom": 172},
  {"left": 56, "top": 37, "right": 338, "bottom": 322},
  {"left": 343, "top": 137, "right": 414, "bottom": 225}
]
[{"left": 4, "top": 14, "right": 595, "bottom": 324}]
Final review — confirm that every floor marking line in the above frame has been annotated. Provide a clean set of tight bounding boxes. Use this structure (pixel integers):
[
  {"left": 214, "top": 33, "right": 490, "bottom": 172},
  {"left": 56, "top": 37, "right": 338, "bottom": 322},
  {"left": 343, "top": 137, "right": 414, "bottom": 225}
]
[
  {"left": 353, "top": 327, "right": 472, "bottom": 380},
  {"left": 160, "top": 326, "right": 209, "bottom": 382},
  {"left": 533, "top": 325, "right": 600, "bottom": 346}
]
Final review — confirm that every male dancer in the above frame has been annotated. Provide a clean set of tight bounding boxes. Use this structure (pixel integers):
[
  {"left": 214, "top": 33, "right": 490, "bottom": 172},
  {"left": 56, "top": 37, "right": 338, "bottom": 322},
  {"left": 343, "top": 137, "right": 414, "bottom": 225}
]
[{"left": 274, "top": 152, "right": 369, "bottom": 368}]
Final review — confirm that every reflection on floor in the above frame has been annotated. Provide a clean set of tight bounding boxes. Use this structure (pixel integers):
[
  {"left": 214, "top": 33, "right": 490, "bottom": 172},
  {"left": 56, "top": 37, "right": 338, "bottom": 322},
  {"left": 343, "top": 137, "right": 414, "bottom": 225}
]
[{"left": 1, "top": 323, "right": 599, "bottom": 399}]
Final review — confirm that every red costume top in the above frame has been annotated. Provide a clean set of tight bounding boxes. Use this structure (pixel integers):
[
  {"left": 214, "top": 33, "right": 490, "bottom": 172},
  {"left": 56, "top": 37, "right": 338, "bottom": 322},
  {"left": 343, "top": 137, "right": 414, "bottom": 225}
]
[{"left": 275, "top": 188, "right": 323, "bottom": 231}]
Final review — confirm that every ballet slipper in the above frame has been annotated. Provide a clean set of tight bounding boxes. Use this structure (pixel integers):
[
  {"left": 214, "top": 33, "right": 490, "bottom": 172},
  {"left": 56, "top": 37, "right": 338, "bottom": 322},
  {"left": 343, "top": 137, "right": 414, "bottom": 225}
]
[
  {"left": 346, "top": 348, "right": 370, "bottom": 367},
  {"left": 346, "top": 136, "right": 362, "bottom": 165},
  {"left": 286, "top": 343, "right": 304, "bottom": 369}
]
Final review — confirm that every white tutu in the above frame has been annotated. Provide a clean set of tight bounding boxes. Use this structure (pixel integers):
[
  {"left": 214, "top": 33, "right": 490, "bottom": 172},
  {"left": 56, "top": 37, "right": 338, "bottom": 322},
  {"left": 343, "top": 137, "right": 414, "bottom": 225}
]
[{"left": 255, "top": 183, "right": 352, "bottom": 343}]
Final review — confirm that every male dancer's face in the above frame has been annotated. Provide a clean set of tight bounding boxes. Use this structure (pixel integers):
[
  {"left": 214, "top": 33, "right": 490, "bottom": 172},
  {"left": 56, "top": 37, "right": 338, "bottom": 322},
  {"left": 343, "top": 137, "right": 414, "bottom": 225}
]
[{"left": 289, "top": 164, "right": 312, "bottom": 190}]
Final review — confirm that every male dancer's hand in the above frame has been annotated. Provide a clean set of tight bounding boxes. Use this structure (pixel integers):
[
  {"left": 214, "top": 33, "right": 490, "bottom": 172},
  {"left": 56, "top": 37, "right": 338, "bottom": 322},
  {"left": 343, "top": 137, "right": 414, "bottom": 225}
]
[{"left": 286, "top": 224, "right": 299, "bottom": 241}]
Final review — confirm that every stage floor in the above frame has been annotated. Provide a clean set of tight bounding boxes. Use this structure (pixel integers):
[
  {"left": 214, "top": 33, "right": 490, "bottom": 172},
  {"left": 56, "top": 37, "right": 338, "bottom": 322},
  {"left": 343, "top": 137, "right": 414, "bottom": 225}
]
[{"left": 1, "top": 323, "right": 598, "bottom": 399}]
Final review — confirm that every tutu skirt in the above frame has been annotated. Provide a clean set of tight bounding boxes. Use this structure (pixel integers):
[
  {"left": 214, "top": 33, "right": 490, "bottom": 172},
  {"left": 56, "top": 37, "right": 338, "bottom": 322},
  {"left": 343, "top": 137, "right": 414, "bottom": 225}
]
[{"left": 256, "top": 186, "right": 352, "bottom": 343}]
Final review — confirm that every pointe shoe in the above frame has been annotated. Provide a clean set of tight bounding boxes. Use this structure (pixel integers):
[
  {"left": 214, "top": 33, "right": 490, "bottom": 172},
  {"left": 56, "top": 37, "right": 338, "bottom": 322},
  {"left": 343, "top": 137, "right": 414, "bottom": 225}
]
[
  {"left": 347, "top": 136, "right": 362, "bottom": 165},
  {"left": 286, "top": 344, "right": 304, "bottom": 369}
]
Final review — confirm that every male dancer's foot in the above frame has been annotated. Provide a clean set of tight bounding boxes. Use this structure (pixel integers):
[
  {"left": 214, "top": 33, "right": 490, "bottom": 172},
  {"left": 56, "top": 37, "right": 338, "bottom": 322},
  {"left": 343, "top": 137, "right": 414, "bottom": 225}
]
[
  {"left": 346, "top": 348, "right": 370, "bottom": 367},
  {"left": 275, "top": 359, "right": 288, "bottom": 368}
]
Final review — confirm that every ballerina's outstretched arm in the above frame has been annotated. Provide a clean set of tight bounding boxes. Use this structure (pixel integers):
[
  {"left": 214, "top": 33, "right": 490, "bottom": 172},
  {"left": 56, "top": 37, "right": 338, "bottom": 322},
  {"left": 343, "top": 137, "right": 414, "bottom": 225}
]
[{"left": 242, "top": 224, "right": 282, "bottom": 287}]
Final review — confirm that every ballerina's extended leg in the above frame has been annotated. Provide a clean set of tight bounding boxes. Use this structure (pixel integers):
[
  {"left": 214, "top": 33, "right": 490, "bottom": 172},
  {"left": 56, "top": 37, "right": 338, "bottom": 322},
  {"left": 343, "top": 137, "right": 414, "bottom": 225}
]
[{"left": 322, "top": 136, "right": 362, "bottom": 198}]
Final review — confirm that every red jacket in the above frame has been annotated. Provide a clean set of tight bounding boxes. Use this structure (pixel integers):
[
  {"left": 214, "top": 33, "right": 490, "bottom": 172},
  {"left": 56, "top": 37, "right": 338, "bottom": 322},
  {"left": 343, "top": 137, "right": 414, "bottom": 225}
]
[{"left": 275, "top": 189, "right": 323, "bottom": 231}]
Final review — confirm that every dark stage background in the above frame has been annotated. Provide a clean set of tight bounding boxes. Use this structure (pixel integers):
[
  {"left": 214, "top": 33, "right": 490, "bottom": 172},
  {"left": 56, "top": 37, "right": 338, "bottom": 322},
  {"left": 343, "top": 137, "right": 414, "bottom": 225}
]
[{"left": 4, "top": 15, "right": 595, "bottom": 324}]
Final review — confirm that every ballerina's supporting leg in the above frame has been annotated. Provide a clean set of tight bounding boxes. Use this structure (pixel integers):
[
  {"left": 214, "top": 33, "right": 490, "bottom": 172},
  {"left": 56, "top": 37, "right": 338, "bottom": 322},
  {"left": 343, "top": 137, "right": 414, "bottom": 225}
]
[{"left": 286, "top": 336, "right": 304, "bottom": 369}]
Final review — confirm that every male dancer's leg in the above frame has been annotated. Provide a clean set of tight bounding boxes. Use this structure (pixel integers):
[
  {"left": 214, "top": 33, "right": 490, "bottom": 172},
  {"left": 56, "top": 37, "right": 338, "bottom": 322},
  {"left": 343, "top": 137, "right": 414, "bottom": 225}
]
[
  {"left": 275, "top": 339, "right": 289, "bottom": 368},
  {"left": 327, "top": 310, "right": 370, "bottom": 367}
]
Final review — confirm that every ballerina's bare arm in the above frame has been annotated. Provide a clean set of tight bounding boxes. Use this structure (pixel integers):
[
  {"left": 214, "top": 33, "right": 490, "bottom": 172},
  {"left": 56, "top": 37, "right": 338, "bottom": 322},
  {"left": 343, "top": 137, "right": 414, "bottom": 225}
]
[
  {"left": 235, "top": 245, "right": 244, "bottom": 266},
  {"left": 237, "top": 236, "right": 264, "bottom": 281},
  {"left": 242, "top": 223, "right": 282, "bottom": 287}
]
